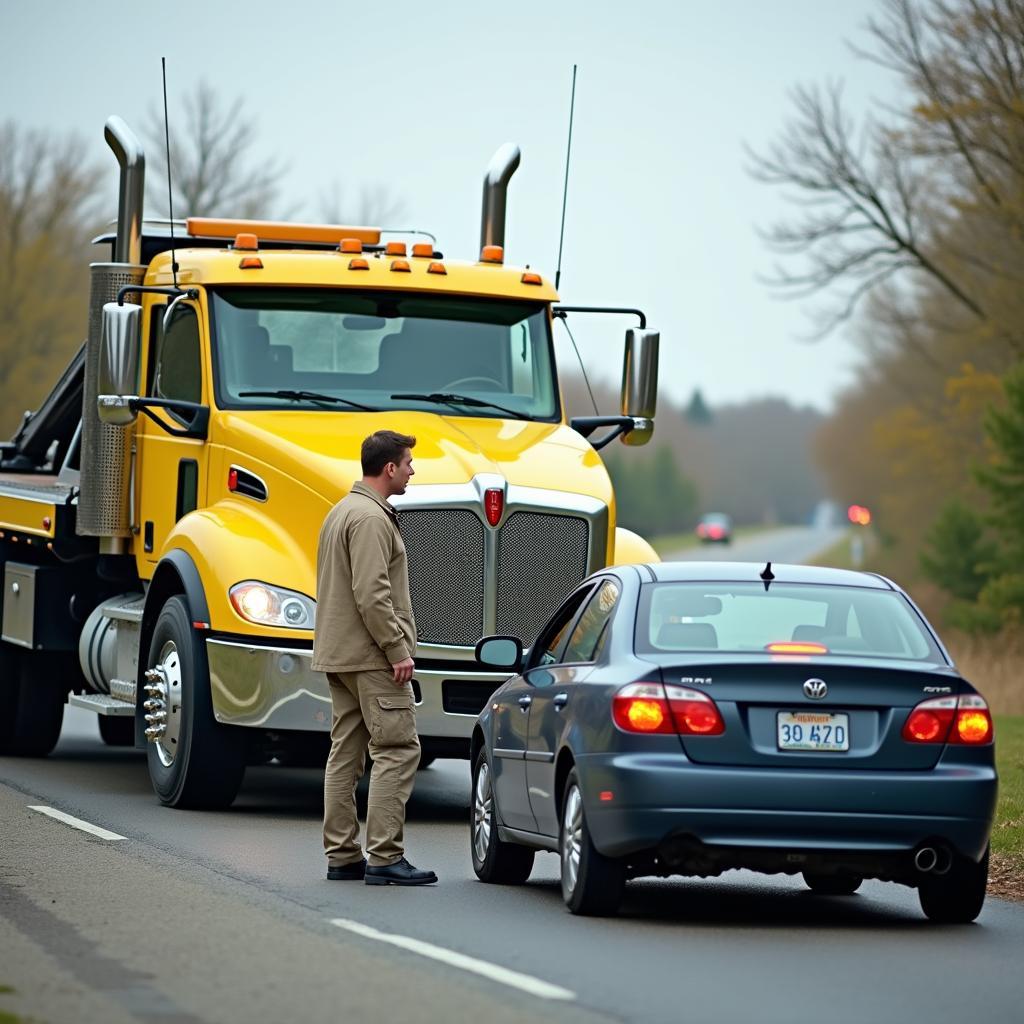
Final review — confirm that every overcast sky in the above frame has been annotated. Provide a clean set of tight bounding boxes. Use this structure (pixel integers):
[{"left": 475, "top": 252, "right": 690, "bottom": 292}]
[{"left": 1, "top": 0, "right": 900, "bottom": 412}]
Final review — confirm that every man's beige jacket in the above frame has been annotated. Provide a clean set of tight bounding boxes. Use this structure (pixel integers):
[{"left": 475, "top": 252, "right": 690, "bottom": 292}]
[{"left": 311, "top": 481, "right": 416, "bottom": 673}]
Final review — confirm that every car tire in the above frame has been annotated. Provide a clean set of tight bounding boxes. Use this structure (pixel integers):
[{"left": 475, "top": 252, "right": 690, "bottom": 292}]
[
  {"left": 98, "top": 715, "right": 136, "bottom": 747},
  {"left": 471, "top": 747, "right": 535, "bottom": 884},
  {"left": 559, "top": 769, "right": 625, "bottom": 916},
  {"left": 417, "top": 753, "right": 436, "bottom": 771},
  {"left": 803, "top": 871, "right": 862, "bottom": 895},
  {"left": 918, "top": 846, "right": 989, "bottom": 924},
  {"left": 0, "top": 646, "right": 66, "bottom": 757},
  {"left": 145, "top": 596, "right": 246, "bottom": 809}
]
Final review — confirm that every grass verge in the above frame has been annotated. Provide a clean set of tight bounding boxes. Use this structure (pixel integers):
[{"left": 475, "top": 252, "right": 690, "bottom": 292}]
[{"left": 992, "top": 715, "right": 1024, "bottom": 901}]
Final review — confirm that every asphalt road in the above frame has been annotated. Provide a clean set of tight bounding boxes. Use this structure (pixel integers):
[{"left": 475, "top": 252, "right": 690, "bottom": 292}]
[
  {"left": 663, "top": 523, "right": 850, "bottom": 566},
  {"left": 3, "top": 704, "right": 1023, "bottom": 1024}
]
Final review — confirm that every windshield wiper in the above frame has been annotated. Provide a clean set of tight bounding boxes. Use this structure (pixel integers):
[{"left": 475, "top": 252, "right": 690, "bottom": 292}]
[
  {"left": 238, "top": 389, "right": 378, "bottom": 412},
  {"left": 390, "top": 392, "right": 528, "bottom": 420}
]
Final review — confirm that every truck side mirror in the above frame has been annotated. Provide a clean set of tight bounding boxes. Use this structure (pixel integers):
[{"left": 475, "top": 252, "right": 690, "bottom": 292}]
[
  {"left": 97, "top": 302, "right": 141, "bottom": 425},
  {"left": 621, "top": 328, "right": 659, "bottom": 446}
]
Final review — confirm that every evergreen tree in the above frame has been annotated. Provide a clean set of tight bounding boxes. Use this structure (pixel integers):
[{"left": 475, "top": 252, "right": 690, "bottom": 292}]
[
  {"left": 685, "top": 389, "right": 713, "bottom": 425},
  {"left": 918, "top": 499, "right": 997, "bottom": 602}
]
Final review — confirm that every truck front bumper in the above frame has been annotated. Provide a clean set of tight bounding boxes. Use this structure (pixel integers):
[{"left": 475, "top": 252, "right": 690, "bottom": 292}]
[{"left": 206, "top": 637, "right": 503, "bottom": 745}]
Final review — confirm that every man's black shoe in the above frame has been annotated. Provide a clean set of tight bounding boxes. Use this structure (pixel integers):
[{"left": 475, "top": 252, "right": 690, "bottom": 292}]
[
  {"left": 327, "top": 858, "right": 366, "bottom": 881},
  {"left": 365, "top": 857, "right": 438, "bottom": 886}
]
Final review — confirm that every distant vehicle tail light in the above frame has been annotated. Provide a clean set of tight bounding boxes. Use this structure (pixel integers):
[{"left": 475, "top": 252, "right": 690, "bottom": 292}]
[
  {"left": 612, "top": 682, "right": 725, "bottom": 736},
  {"left": 664, "top": 685, "right": 726, "bottom": 735},
  {"left": 612, "top": 683, "right": 674, "bottom": 734},
  {"left": 902, "top": 694, "right": 993, "bottom": 745}
]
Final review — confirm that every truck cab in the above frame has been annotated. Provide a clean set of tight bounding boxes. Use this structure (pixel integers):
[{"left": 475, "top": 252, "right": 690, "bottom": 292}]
[{"left": 0, "top": 117, "right": 660, "bottom": 807}]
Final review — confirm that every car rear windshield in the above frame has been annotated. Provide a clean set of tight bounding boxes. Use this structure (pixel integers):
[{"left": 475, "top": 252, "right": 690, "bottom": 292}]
[{"left": 636, "top": 582, "right": 946, "bottom": 663}]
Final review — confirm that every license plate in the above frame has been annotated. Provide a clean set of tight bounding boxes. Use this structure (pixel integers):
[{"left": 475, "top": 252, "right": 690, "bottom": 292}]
[{"left": 777, "top": 711, "right": 849, "bottom": 751}]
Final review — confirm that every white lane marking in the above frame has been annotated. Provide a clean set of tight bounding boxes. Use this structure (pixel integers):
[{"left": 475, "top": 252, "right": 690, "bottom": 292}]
[
  {"left": 28, "top": 806, "right": 127, "bottom": 841},
  {"left": 329, "top": 918, "right": 576, "bottom": 1002}
]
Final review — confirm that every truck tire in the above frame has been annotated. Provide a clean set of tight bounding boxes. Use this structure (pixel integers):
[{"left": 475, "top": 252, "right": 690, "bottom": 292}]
[
  {"left": 0, "top": 645, "right": 66, "bottom": 757},
  {"left": 144, "top": 596, "right": 246, "bottom": 808}
]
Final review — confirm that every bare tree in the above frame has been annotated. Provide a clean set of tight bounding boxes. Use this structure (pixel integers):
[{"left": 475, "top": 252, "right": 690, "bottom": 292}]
[
  {"left": 317, "top": 181, "right": 407, "bottom": 227},
  {"left": 0, "top": 123, "right": 102, "bottom": 436},
  {"left": 144, "top": 81, "right": 288, "bottom": 219},
  {"left": 747, "top": 0, "right": 1024, "bottom": 337}
]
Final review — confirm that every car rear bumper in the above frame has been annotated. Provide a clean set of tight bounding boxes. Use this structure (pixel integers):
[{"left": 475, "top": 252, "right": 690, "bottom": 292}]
[{"left": 575, "top": 752, "right": 997, "bottom": 861}]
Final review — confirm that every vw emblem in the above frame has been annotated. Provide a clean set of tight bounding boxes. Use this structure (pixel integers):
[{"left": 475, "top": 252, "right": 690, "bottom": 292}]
[{"left": 803, "top": 678, "right": 828, "bottom": 700}]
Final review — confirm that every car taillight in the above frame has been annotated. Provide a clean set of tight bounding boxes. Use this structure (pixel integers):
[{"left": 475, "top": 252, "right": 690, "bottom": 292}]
[
  {"left": 665, "top": 685, "right": 726, "bottom": 735},
  {"left": 612, "top": 683, "right": 674, "bottom": 734},
  {"left": 901, "top": 694, "right": 993, "bottom": 745},
  {"left": 613, "top": 683, "right": 725, "bottom": 736}
]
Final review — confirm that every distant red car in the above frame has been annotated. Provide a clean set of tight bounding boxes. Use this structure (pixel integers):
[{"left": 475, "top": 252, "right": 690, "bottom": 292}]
[{"left": 696, "top": 513, "right": 732, "bottom": 544}]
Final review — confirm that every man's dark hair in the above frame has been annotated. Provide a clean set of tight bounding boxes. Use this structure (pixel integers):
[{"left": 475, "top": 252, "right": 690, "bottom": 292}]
[{"left": 361, "top": 430, "right": 416, "bottom": 476}]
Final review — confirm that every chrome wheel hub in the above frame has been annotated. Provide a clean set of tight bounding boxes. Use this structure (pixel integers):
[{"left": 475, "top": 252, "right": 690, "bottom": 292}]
[
  {"left": 562, "top": 785, "right": 583, "bottom": 895},
  {"left": 143, "top": 641, "right": 183, "bottom": 767},
  {"left": 473, "top": 761, "right": 493, "bottom": 863}
]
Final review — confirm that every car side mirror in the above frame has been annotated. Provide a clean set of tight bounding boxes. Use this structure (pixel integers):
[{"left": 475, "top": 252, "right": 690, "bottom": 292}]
[
  {"left": 621, "top": 328, "right": 659, "bottom": 446},
  {"left": 97, "top": 301, "right": 141, "bottom": 425},
  {"left": 475, "top": 635, "right": 523, "bottom": 672}
]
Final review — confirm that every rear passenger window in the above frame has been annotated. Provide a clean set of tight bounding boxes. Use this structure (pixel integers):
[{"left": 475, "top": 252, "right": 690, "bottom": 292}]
[{"left": 563, "top": 580, "right": 621, "bottom": 663}]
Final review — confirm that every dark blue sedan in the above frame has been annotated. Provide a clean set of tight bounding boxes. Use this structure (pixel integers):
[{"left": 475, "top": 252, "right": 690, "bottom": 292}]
[{"left": 470, "top": 562, "right": 997, "bottom": 919}]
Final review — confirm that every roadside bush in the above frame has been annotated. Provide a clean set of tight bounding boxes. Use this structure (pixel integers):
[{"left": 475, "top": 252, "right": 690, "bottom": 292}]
[{"left": 919, "top": 499, "right": 997, "bottom": 603}]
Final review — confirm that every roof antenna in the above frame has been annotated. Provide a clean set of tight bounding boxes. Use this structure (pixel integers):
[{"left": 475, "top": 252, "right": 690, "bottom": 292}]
[
  {"left": 161, "top": 57, "right": 179, "bottom": 292},
  {"left": 760, "top": 561, "right": 775, "bottom": 591},
  {"left": 554, "top": 64, "right": 577, "bottom": 292}
]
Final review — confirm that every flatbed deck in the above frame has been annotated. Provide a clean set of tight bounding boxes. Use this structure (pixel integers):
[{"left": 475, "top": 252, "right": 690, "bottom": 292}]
[{"left": 0, "top": 473, "right": 76, "bottom": 540}]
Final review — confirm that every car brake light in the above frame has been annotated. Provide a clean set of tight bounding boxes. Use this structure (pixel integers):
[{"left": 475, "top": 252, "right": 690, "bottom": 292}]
[
  {"left": 613, "top": 683, "right": 725, "bottom": 736},
  {"left": 664, "top": 685, "right": 726, "bottom": 735},
  {"left": 612, "top": 683, "right": 674, "bottom": 734},
  {"left": 766, "top": 641, "right": 829, "bottom": 655},
  {"left": 902, "top": 694, "right": 993, "bottom": 745}
]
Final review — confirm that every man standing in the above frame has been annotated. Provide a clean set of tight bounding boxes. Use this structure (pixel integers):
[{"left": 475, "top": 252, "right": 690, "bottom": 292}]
[{"left": 313, "top": 429, "right": 437, "bottom": 886}]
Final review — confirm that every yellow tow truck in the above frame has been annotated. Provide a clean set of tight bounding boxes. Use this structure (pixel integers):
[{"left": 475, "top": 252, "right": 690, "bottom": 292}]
[{"left": 0, "top": 117, "right": 660, "bottom": 807}]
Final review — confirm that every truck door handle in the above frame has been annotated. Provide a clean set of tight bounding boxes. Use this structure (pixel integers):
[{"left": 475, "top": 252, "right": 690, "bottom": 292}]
[
  {"left": 553, "top": 693, "right": 569, "bottom": 709},
  {"left": 517, "top": 695, "right": 532, "bottom": 711}
]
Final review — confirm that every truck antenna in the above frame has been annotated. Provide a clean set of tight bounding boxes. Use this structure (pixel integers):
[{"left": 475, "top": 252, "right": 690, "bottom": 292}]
[
  {"left": 161, "top": 57, "right": 179, "bottom": 291},
  {"left": 554, "top": 64, "right": 577, "bottom": 292}
]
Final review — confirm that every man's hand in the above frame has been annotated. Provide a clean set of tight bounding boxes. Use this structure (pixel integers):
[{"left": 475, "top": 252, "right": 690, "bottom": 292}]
[{"left": 391, "top": 657, "right": 415, "bottom": 685}]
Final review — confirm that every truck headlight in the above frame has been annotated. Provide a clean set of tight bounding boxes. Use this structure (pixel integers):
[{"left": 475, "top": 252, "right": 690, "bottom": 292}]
[{"left": 229, "top": 581, "right": 316, "bottom": 629}]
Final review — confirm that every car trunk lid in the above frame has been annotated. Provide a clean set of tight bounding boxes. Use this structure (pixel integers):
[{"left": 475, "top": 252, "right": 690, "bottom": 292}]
[{"left": 655, "top": 658, "right": 962, "bottom": 770}]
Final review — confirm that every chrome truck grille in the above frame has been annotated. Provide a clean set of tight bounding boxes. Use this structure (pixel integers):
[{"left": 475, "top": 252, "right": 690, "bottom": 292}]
[
  {"left": 400, "top": 509, "right": 485, "bottom": 645},
  {"left": 399, "top": 502, "right": 592, "bottom": 648}
]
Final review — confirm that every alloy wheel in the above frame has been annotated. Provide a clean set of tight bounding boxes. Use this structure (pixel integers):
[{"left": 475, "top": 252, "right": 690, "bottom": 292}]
[
  {"left": 473, "top": 760, "right": 493, "bottom": 863},
  {"left": 562, "top": 784, "right": 583, "bottom": 896}
]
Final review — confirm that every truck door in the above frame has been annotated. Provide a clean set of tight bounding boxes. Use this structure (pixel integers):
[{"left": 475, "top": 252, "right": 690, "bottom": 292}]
[{"left": 135, "top": 298, "right": 210, "bottom": 565}]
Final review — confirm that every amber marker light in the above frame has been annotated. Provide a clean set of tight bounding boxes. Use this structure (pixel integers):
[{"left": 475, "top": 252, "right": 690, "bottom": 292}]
[
  {"left": 238, "top": 256, "right": 263, "bottom": 269},
  {"left": 427, "top": 262, "right": 447, "bottom": 275},
  {"left": 521, "top": 272, "right": 543, "bottom": 285},
  {"left": 480, "top": 245, "right": 504, "bottom": 264},
  {"left": 339, "top": 238, "right": 363, "bottom": 254},
  {"left": 390, "top": 259, "right": 411, "bottom": 272},
  {"left": 386, "top": 241, "right": 407, "bottom": 256},
  {"left": 348, "top": 258, "right": 370, "bottom": 270},
  {"left": 233, "top": 232, "right": 259, "bottom": 250},
  {"left": 766, "top": 641, "right": 829, "bottom": 655},
  {"left": 411, "top": 243, "right": 434, "bottom": 257}
]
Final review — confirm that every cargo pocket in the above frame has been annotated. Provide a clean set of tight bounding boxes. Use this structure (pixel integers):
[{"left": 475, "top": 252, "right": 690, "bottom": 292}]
[{"left": 370, "top": 695, "right": 417, "bottom": 748}]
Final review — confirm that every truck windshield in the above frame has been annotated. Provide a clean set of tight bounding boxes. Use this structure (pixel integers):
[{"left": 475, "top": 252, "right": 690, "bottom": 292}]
[{"left": 209, "top": 288, "right": 559, "bottom": 420}]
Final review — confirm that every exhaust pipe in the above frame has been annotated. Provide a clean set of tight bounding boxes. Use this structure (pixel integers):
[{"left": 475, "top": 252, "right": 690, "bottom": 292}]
[
  {"left": 104, "top": 116, "right": 145, "bottom": 265},
  {"left": 914, "top": 845, "right": 953, "bottom": 875},
  {"left": 479, "top": 143, "right": 521, "bottom": 253}
]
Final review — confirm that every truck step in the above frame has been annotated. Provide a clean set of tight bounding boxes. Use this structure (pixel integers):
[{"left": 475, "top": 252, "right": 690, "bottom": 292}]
[{"left": 68, "top": 693, "right": 134, "bottom": 717}]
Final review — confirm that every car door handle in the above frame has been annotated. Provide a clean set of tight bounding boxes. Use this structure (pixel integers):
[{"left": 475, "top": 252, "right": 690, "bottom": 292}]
[
  {"left": 517, "top": 695, "right": 532, "bottom": 711},
  {"left": 553, "top": 693, "right": 569, "bottom": 709}
]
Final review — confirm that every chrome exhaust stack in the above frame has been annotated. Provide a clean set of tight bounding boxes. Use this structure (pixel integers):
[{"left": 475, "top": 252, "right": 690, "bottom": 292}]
[
  {"left": 78, "top": 118, "right": 146, "bottom": 549},
  {"left": 479, "top": 143, "right": 521, "bottom": 253},
  {"left": 104, "top": 116, "right": 146, "bottom": 265}
]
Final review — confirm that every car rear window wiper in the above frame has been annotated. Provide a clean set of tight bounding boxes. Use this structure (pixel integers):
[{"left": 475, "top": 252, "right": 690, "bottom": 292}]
[
  {"left": 391, "top": 392, "right": 528, "bottom": 420},
  {"left": 238, "top": 389, "right": 378, "bottom": 412}
]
